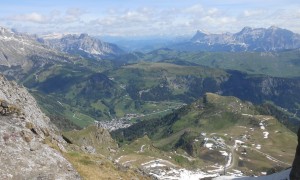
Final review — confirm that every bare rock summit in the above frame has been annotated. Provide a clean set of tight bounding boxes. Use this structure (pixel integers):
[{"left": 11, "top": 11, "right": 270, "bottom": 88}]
[{"left": 0, "top": 74, "right": 81, "bottom": 179}]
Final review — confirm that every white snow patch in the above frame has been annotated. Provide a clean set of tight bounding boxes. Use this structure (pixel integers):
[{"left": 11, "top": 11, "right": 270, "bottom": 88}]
[
  {"left": 220, "top": 151, "right": 228, "bottom": 156},
  {"left": 259, "top": 122, "right": 265, "bottom": 130},
  {"left": 115, "top": 156, "right": 124, "bottom": 163},
  {"left": 213, "top": 168, "right": 291, "bottom": 179},
  {"left": 256, "top": 144, "right": 261, "bottom": 150},
  {"left": 263, "top": 132, "right": 269, "bottom": 139},
  {"left": 145, "top": 163, "right": 166, "bottom": 168},
  {"left": 242, "top": 114, "right": 253, "bottom": 117},
  {"left": 234, "top": 140, "right": 244, "bottom": 148},
  {"left": 226, "top": 169, "right": 244, "bottom": 177},
  {"left": 201, "top": 132, "right": 207, "bottom": 136},
  {"left": 150, "top": 168, "right": 218, "bottom": 180},
  {"left": 205, "top": 143, "right": 214, "bottom": 149},
  {"left": 225, "top": 153, "right": 232, "bottom": 168},
  {"left": 177, "top": 169, "right": 218, "bottom": 180}
]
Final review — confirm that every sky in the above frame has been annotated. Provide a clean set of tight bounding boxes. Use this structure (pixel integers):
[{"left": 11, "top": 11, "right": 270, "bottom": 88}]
[{"left": 0, "top": 0, "right": 300, "bottom": 37}]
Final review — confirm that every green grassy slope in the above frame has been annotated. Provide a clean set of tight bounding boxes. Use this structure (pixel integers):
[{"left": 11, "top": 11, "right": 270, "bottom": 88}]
[
  {"left": 140, "top": 49, "right": 300, "bottom": 78},
  {"left": 21, "top": 54, "right": 300, "bottom": 131},
  {"left": 112, "top": 93, "right": 297, "bottom": 174}
]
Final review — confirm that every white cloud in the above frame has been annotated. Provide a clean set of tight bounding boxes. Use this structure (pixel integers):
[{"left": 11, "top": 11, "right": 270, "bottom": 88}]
[
  {"left": 3, "top": 3, "right": 300, "bottom": 36},
  {"left": 208, "top": 8, "right": 219, "bottom": 15},
  {"left": 8, "top": 12, "right": 48, "bottom": 23},
  {"left": 84, "top": 4, "right": 239, "bottom": 36},
  {"left": 243, "top": 10, "right": 265, "bottom": 17},
  {"left": 6, "top": 8, "right": 86, "bottom": 25},
  {"left": 66, "top": 8, "right": 86, "bottom": 17},
  {"left": 64, "top": 8, "right": 87, "bottom": 23},
  {"left": 184, "top": 4, "right": 204, "bottom": 14}
]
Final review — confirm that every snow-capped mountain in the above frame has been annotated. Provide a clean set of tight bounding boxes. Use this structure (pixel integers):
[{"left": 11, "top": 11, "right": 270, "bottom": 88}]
[
  {"left": 0, "top": 26, "right": 75, "bottom": 78},
  {"left": 40, "top": 33, "right": 124, "bottom": 60},
  {"left": 171, "top": 26, "right": 300, "bottom": 52}
]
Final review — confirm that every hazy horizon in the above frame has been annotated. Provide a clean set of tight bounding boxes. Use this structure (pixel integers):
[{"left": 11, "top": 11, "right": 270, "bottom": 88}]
[{"left": 1, "top": 0, "right": 300, "bottom": 37}]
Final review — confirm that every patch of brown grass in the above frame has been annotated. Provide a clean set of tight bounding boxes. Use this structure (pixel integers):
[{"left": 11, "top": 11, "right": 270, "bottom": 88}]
[{"left": 64, "top": 151, "right": 151, "bottom": 180}]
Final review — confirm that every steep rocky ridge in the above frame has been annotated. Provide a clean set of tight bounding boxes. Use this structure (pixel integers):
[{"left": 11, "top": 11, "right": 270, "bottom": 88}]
[
  {"left": 0, "top": 74, "right": 152, "bottom": 179},
  {"left": 171, "top": 26, "right": 300, "bottom": 52},
  {"left": 221, "top": 71, "right": 300, "bottom": 119},
  {"left": 0, "top": 74, "right": 80, "bottom": 179},
  {"left": 0, "top": 26, "right": 79, "bottom": 80},
  {"left": 40, "top": 33, "right": 124, "bottom": 60}
]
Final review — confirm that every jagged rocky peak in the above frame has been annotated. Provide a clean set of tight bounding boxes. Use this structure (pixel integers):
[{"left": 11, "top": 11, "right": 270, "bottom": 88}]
[
  {"left": 0, "top": 26, "right": 36, "bottom": 41},
  {"left": 189, "top": 26, "right": 300, "bottom": 51},
  {"left": 79, "top": 33, "right": 89, "bottom": 39},
  {"left": 0, "top": 26, "right": 76, "bottom": 80},
  {"left": 191, "top": 29, "right": 209, "bottom": 41},
  {"left": 42, "top": 32, "right": 124, "bottom": 59},
  {"left": 0, "top": 26, "right": 13, "bottom": 36},
  {"left": 269, "top": 25, "right": 278, "bottom": 30},
  {"left": 235, "top": 26, "right": 287, "bottom": 35},
  {"left": 239, "top": 26, "right": 253, "bottom": 34},
  {"left": 0, "top": 75, "right": 80, "bottom": 179},
  {"left": 196, "top": 29, "right": 208, "bottom": 36}
]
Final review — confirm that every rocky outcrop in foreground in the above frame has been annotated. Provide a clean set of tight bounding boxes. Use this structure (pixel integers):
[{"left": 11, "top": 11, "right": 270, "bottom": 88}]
[
  {"left": 290, "top": 127, "right": 300, "bottom": 179},
  {"left": 0, "top": 75, "right": 80, "bottom": 179}
]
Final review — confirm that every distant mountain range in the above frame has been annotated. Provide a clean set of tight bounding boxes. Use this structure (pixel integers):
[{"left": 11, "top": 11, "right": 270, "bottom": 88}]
[
  {"left": 0, "top": 26, "right": 80, "bottom": 80},
  {"left": 1, "top": 25, "right": 300, "bottom": 178},
  {"left": 170, "top": 26, "right": 300, "bottom": 52},
  {"left": 0, "top": 26, "right": 63, "bottom": 67},
  {"left": 0, "top": 26, "right": 124, "bottom": 68},
  {"left": 0, "top": 26, "right": 125, "bottom": 80},
  {"left": 40, "top": 33, "right": 124, "bottom": 60}
]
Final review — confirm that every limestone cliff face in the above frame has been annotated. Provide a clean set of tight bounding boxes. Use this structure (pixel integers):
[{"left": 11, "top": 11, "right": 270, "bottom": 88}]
[
  {"left": 290, "top": 127, "right": 300, "bottom": 180},
  {"left": 41, "top": 33, "right": 124, "bottom": 60},
  {"left": 0, "top": 75, "right": 80, "bottom": 179}
]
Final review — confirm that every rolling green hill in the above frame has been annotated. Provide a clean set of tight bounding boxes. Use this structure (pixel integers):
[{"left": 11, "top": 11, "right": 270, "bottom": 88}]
[
  {"left": 22, "top": 60, "right": 300, "bottom": 130},
  {"left": 139, "top": 49, "right": 300, "bottom": 78},
  {"left": 111, "top": 93, "right": 297, "bottom": 175}
]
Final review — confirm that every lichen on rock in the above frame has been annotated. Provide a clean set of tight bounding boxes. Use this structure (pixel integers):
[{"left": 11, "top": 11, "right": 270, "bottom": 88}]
[{"left": 0, "top": 74, "right": 81, "bottom": 179}]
